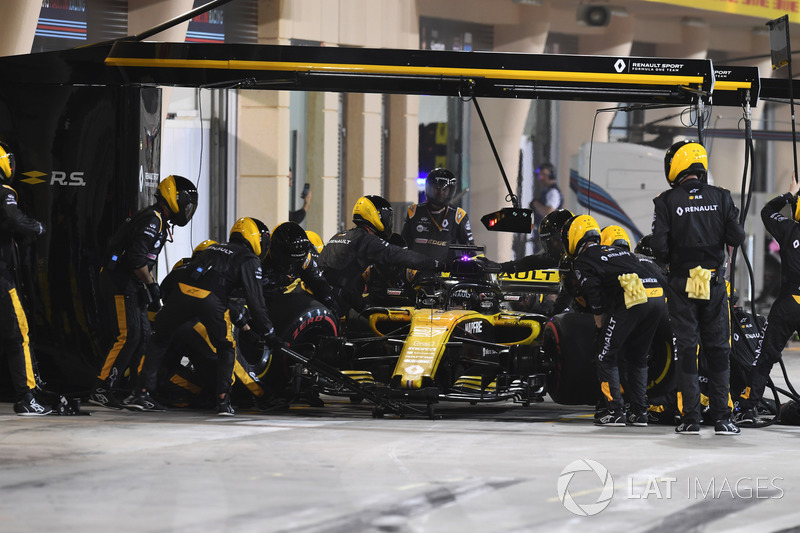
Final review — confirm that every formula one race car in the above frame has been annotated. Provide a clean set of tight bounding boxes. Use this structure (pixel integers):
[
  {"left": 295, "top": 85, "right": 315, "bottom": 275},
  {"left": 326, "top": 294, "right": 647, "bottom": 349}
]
[{"left": 268, "top": 247, "right": 674, "bottom": 418}]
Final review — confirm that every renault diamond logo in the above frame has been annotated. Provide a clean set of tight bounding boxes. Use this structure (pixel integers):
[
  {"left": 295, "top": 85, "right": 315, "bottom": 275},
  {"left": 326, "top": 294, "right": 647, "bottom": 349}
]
[
  {"left": 614, "top": 59, "right": 626, "bottom": 73},
  {"left": 20, "top": 170, "right": 47, "bottom": 185}
]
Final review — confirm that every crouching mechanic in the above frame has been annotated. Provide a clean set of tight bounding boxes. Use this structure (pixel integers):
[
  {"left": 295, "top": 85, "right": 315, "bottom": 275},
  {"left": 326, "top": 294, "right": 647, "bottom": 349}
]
[
  {"left": 156, "top": 240, "right": 270, "bottom": 407},
  {"left": 736, "top": 176, "right": 800, "bottom": 426},
  {"left": 90, "top": 175, "right": 198, "bottom": 409},
  {"left": 262, "top": 222, "right": 338, "bottom": 314},
  {"left": 132, "top": 217, "right": 278, "bottom": 416},
  {"left": 563, "top": 214, "right": 667, "bottom": 427},
  {"left": 0, "top": 141, "right": 51, "bottom": 415},
  {"left": 322, "top": 195, "right": 442, "bottom": 314}
]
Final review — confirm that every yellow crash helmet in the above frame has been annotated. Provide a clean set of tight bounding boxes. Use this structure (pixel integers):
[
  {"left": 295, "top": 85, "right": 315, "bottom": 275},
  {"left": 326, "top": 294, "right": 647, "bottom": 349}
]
[
  {"left": 0, "top": 141, "right": 15, "bottom": 184},
  {"left": 306, "top": 231, "right": 324, "bottom": 254},
  {"left": 230, "top": 217, "right": 270, "bottom": 261},
  {"left": 664, "top": 140, "right": 707, "bottom": 187},
  {"left": 156, "top": 175, "right": 199, "bottom": 227},
  {"left": 353, "top": 195, "right": 393, "bottom": 239},
  {"left": 562, "top": 214, "right": 601, "bottom": 257},
  {"left": 192, "top": 239, "right": 217, "bottom": 257},
  {"left": 600, "top": 225, "right": 631, "bottom": 251}
]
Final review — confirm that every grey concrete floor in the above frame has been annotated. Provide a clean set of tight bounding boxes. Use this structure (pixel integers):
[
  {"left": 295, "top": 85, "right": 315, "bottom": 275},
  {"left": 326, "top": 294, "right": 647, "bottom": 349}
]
[{"left": 2, "top": 353, "right": 800, "bottom": 533}]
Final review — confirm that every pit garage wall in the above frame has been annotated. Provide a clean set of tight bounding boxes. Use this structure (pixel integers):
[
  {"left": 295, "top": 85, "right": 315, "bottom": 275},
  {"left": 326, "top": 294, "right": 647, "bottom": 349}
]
[{"left": 0, "top": 85, "right": 161, "bottom": 392}]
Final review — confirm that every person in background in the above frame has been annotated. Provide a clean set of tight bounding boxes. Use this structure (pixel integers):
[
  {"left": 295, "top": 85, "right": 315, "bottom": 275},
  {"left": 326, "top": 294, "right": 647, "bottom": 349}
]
[
  {"left": 0, "top": 141, "right": 51, "bottom": 415},
  {"left": 288, "top": 170, "right": 311, "bottom": 225},
  {"left": 530, "top": 163, "right": 563, "bottom": 253}
]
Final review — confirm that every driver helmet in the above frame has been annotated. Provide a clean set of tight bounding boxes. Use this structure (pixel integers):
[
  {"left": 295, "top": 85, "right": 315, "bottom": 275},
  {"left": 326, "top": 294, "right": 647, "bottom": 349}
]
[
  {"left": 353, "top": 195, "right": 394, "bottom": 239},
  {"left": 425, "top": 168, "right": 457, "bottom": 209},
  {"left": 156, "top": 175, "right": 198, "bottom": 227}
]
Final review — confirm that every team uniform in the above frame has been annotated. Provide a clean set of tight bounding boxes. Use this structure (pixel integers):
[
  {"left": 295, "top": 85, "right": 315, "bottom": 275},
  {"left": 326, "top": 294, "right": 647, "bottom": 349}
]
[
  {"left": 95, "top": 206, "right": 166, "bottom": 390},
  {"left": 321, "top": 225, "right": 440, "bottom": 313},
  {"left": 652, "top": 141, "right": 744, "bottom": 434},
  {"left": 738, "top": 193, "right": 800, "bottom": 417},
  {"left": 0, "top": 183, "right": 50, "bottom": 415},
  {"left": 262, "top": 243, "right": 336, "bottom": 312},
  {"left": 91, "top": 175, "right": 197, "bottom": 409},
  {"left": 156, "top": 249, "right": 268, "bottom": 405},
  {"left": 572, "top": 243, "right": 667, "bottom": 423},
  {"left": 400, "top": 202, "right": 474, "bottom": 264}
]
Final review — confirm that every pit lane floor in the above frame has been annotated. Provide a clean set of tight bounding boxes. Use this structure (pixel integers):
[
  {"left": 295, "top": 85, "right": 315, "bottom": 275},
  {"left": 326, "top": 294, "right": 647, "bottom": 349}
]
[{"left": 2, "top": 353, "right": 800, "bottom": 533}]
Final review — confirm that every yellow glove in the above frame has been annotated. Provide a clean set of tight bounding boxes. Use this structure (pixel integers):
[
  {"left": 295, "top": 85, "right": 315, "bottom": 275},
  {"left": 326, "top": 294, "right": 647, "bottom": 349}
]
[
  {"left": 685, "top": 266, "right": 711, "bottom": 300},
  {"left": 618, "top": 273, "right": 647, "bottom": 309}
]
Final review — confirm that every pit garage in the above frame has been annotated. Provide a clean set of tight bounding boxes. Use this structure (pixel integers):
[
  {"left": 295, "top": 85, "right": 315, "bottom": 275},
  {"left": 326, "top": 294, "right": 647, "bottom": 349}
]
[{"left": 2, "top": 1, "right": 800, "bottom": 531}]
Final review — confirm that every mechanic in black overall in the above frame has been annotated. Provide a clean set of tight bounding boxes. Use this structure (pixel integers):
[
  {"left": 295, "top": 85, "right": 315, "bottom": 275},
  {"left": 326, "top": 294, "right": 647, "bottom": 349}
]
[
  {"left": 652, "top": 140, "right": 745, "bottom": 436},
  {"left": 735, "top": 175, "right": 800, "bottom": 426},
  {"left": 501, "top": 208, "right": 573, "bottom": 315},
  {"left": 0, "top": 141, "right": 51, "bottom": 415},
  {"left": 401, "top": 168, "right": 474, "bottom": 264},
  {"left": 153, "top": 239, "right": 269, "bottom": 408},
  {"left": 322, "top": 195, "right": 441, "bottom": 314},
  {"left": 563, "top": 214, "right": 667, "bottom": 427},
  {"left": 134, "top": 217, "right": 278, "bottom": 415},
  {"left": 90, "top": 175, "right": 198, "bottom": 410},
  {"left": 262, "top": 222, "right": 337, "bottom": 314}
]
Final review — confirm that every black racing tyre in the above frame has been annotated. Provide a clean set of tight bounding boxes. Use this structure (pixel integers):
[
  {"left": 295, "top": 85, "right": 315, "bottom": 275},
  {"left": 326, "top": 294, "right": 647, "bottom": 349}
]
[
  {"left": 542, "top": 312, "right": 598, "bottom": 405},
  {"left": 260, "top": 291, "right": 341, "bottom": 392},
  {"left": 268, "top": 291, "right": 340, "bottom": 347},
  {"left": 543, "top": 311, "right": 675, "bottom": 405}
]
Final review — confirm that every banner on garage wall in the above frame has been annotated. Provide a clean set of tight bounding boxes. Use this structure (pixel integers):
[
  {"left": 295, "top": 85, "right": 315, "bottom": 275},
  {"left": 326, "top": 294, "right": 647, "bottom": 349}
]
[{"left": 644, "top": 0, "right": 800, "bottom": 25}]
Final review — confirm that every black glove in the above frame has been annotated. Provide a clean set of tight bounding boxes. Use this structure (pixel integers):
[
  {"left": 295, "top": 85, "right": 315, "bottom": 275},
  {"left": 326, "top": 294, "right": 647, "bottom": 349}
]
[
  {"left": 500, "top": 260, "right": 516, "bottom": 274},
  {"left": 146, "top": 282, "right": 162, "bottom": 312},
  {"left": 474, "top": 256, "right": 502, "bottom": 272},
  {"left": 321, "top": 296, "right": 342, "bottom": 319},
  {"left": 263, "top": 332, "right": 287, "bottom": 353},
  {"left": 539, "top": 298, "right": 555, "bottom": 316}
]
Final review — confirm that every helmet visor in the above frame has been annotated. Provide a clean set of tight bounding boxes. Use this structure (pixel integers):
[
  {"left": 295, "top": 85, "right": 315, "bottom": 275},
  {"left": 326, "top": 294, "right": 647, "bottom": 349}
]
[{"left": 426, "top": 176, "right": 456, "bottom": 206}]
